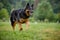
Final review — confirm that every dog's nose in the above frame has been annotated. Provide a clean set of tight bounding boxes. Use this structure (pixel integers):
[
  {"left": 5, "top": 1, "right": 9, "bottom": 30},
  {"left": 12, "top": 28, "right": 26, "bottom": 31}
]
[
  {"left": 31, "top": 10, "right": 33, "bottom": 13},
  {"left": 27, "top": 11, "right": 29, "bottom": 13}
]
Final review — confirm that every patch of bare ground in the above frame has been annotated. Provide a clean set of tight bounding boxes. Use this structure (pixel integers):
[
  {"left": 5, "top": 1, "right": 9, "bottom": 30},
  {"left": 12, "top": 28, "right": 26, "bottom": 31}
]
[{"left": 39, "top": 28, "right": 60, "bottom": 40}]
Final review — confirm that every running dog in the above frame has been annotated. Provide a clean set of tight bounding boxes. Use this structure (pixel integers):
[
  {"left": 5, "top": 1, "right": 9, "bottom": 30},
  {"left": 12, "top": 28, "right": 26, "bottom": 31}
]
[{"left": 10, "top": 3, "right": 34, "bottom": 31}]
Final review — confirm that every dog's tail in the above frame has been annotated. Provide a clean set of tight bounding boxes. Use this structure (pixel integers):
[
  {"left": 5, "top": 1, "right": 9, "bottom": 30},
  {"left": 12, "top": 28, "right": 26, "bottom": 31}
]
[{"left": 11, "top": 8, "right": 15, "bottom": 13}]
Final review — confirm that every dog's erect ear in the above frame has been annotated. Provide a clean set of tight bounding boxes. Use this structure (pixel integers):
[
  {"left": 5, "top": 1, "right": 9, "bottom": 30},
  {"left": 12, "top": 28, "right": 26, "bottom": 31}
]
[
  {"left": 31, "top": 4, "right": 34, "bottom": 7},
  {"left": 31, "top": 4, "right": 34, "bottom": 10},
  {"left": 27, "top": 3, "right": 29, "bottom": 5},
  {"left": 26, "top": 3, "right": 30, "bottom": 7},
  {"left": 25, "top": 3, "right": 30, "bottom": 9},
  {"left": 25, "top": 3, "right": 30, "bottom": 10}
]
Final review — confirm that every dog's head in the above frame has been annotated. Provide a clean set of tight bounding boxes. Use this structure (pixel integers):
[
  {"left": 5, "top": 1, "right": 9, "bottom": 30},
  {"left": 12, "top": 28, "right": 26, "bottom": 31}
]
[{"left": 25, "top": 3, "right": 34, "bottom": 16}]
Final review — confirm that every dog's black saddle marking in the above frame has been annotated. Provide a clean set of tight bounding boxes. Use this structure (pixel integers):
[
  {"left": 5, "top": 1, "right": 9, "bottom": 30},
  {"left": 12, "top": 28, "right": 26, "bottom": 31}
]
[{"left": 10, "top": 9, "right": 30, "bottom": 22}]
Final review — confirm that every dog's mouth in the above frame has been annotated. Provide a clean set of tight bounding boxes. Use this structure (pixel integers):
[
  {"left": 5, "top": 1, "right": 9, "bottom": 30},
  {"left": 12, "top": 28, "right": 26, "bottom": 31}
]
[
  {"left": 27, "top": 11, "right": 33, "bottom": 15},
  {"left": 26, "top": 9, "right": 33, "bottom": 16},
  {"left": 26, "top": 10, "right": 30, "bottom": 16},
  {"left": 27, "top": 10, "right": 30, "bottom": 13}
]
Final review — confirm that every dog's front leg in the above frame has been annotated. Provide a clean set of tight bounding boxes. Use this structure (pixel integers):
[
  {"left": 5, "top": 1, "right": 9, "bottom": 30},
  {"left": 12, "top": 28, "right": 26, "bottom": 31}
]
[
  {"left": 18, "top": 23, "right": 23, "bottom": 31},
  {"left": 26, "top": 19, "right": 30, "bottom": 30}
]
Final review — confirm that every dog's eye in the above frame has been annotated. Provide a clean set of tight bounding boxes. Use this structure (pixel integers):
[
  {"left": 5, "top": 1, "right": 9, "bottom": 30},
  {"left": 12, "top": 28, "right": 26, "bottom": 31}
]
[
  {"left": 26, "top": 10, "right": 30, "bottom": 13},
  {"left": 26, "top": 10, "right": 29, "bottom": 11}
]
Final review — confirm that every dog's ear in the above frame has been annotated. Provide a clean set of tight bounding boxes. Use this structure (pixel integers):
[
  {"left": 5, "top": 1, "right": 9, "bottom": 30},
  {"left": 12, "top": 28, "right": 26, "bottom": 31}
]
[
  {"left": 25, "top": 3, "right": 30, "bottom": 10},
  {"left": 31, "top": 4, "right": 34, "bottom": 10},
  {"left": 31, "top": 4, "right": 34, "bottom": 7},
  {"left": 25, "top": 3, "right": 30, "bottom": 9},
  {"left": 27, "top": 3, "right": 29, "bottom": 5},
  {"left": 26, "top": 3, "right": 30, "bottom": 7}
]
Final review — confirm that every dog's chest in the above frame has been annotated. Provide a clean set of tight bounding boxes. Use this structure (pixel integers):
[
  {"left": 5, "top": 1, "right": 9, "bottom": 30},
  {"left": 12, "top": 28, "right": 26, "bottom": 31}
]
[{"left": 19, "top": 18, "right": 28, "bottom": 23}]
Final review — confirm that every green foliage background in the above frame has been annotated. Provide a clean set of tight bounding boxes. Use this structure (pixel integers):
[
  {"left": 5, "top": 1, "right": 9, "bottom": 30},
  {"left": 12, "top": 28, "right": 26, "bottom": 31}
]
[
  {"left": 0, "top": 0, "right": 60, "bottom": 22},
  {"left": 0, "top": 8, "right": 9, "bottom": 20},
  {"left": 34, "top": 0, "right": 60, "bottom": 22}
]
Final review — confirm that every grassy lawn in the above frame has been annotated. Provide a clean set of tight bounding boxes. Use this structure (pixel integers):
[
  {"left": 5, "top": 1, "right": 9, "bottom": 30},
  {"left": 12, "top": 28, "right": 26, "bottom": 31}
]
[{"left": 0, "top": 22, "right": 60, "bottom": 40}]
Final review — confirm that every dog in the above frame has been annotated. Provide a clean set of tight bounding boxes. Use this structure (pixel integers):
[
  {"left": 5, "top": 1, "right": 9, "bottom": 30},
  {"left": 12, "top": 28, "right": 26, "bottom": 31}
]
[{"left": 10, "top": 3, "right": 34, "bottom": 31}]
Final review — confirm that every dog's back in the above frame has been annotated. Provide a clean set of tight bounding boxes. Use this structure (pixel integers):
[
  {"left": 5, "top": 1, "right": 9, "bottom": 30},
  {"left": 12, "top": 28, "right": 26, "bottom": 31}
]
[{"left": 10, "top": 8, "right": 30, "bottom": 23}]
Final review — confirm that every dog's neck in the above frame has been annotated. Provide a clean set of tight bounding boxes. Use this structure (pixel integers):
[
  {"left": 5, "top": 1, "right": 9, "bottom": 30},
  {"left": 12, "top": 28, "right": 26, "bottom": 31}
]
[
  {"left": 24, "top": 8, "right": 30, "bottom": 16},
  {"left": 19, "top": 9, "right": 30, "bottom": 19}
]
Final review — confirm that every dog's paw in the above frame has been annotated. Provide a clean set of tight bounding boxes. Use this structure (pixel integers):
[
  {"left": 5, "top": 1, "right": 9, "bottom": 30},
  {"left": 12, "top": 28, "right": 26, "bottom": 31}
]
[{"left": 19, "top": 28, "right": 23, "bottom": 31}]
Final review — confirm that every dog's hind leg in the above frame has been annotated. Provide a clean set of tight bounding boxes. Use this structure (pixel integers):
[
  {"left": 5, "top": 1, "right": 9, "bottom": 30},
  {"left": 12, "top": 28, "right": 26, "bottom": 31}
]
[{"left": 11, "top": 21, "right": 16, "bottom": 30}]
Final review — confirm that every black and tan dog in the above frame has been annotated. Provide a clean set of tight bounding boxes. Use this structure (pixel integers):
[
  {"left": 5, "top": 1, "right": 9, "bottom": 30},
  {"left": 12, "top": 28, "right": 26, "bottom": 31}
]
[{"left": 10, "top": 3, "right": 33, "bottom": 31}]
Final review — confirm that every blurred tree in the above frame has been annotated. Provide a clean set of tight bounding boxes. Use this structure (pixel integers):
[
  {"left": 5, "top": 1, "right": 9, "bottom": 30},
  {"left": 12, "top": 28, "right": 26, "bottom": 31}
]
[
  {"left": 21, "top": 0, "right": 26, "bottom": 8},
  {"left": 49, "top": 0, "right": 60, "bottom": 13},
  {"left": 0, "top": 2, "right": 4, "bottom": 9},
  {"left": 0, "top": 0, "right": 11, "bottom": 14},
  {"left": 57, "top": 13, "right": 60, "bottom": 23},
  {"left": 34, "top": 0, "right": 39, "bottom": 9},
  {"left": 34, "top": 0, "right": 54, "bottom": 22},
  {"left": 0, "top": 8, "right": 9, "bottom": 21}
]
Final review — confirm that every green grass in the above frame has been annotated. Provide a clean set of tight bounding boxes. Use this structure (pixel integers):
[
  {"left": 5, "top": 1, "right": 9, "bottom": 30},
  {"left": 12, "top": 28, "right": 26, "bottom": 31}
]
[{"left": 0, "top": 22, "right": 60, "bottom": 40}]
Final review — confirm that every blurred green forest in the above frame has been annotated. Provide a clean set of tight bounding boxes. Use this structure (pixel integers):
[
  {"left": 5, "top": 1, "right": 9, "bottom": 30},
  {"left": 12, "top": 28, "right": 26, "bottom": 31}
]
[{"left": 0, "top": 0, "right": 60, "bottom": 22}]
